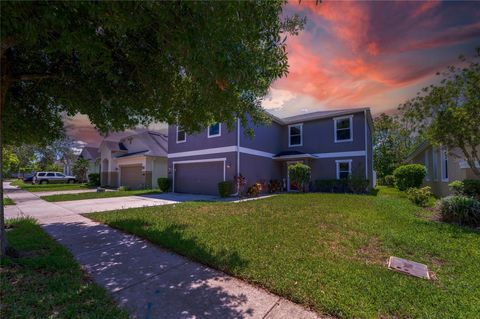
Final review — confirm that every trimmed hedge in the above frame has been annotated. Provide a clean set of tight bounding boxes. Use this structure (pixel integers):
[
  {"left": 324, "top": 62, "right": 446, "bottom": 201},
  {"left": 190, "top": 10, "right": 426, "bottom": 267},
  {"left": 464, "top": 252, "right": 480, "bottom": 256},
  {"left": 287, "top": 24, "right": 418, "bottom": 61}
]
[
  {"left": 438, "top": 195, "right": 480, "bottom": 227},
  {"left": 157, "top": 178, "right": 170, "bottom": 192},
  {"left": 87, "top": 173, "right": 100, "bottom": 186},
  {"left": 315, "top": 178, "right": 369, "bottom": 194},
  {"left": 393, "top": 164, "right": 426, "bottom": 191},
  {"left": 218, "top": 181, "right": 233, "bottom": 197}
]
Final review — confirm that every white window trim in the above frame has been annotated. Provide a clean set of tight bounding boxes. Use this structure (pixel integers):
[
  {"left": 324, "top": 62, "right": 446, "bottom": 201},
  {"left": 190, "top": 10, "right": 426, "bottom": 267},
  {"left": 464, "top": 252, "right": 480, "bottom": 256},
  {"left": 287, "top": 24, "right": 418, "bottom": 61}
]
[
  {"left": 335, "top": 159, "right": 352, "bottom": 180},
  {"left": 424, "top": 151, "right": 430, "bottom": 181},
  {"left": 334, "top": 115, "right": 353, "bottom": 143},
  {"left": 441, "top": 148, "right": 449, "bottom": 182},
  {"left": 288, "top": 123, "right": 303, "bottom": 147},
  {"left": 176, "top": 126, "right": 186, "bottom": 143},
  {"left": 207, "top": 123, "right": 221, "bottom": 138}
]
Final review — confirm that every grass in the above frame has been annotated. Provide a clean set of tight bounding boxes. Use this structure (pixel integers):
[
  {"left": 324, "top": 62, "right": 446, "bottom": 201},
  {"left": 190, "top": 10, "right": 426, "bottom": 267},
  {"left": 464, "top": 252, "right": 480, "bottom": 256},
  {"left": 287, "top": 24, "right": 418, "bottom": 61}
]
[
  {"left": 3, "top": 197, "right": 14, "bottom": 205},
  {"left": 0, "top": 218, "right": 128, "bottom": 319},
  {"left": 10, "top": 179, "right": 91, "bottom": 192},
  {"left": 88, "top": 187, "right": 480, "bottom": 318},
  {"left": 41, "top": 189, "right": 162, "bottom": 202}
]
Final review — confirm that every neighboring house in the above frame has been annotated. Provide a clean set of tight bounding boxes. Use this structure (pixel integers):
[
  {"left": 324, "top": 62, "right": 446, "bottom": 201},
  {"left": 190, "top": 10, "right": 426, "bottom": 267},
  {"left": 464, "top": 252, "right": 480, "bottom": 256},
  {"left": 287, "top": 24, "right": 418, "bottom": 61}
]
[
  {"left": 55, "top": 159, "right": 72, "bottom": 176},
  {"left": 406, "top": 142, "right": 480, "bottom": 197},
  {"left": 168, "top": 108, "right": 374, "bottom": 195},
  {"left": 99, "top": 131, "right": 168, "bottom": 189},
  {"left": 78, "top": 146, "right": 100, "bottom": 175}
]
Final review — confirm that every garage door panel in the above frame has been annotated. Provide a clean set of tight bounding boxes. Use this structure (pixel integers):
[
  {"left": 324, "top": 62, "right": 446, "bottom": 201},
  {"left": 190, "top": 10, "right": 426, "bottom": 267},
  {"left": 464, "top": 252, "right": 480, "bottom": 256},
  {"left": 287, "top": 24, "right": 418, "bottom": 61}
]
[
  {"left": 120, "top": 165, "right": 144, "bottom": 189},
  {"left": 175, "top": 161, "right": 224, "bottom": 195}
]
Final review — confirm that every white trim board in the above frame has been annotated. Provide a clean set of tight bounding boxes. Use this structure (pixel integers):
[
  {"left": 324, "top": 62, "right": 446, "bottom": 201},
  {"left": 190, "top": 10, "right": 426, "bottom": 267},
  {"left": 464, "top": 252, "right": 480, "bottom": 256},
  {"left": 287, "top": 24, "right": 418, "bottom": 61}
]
[
  {"left": 169, "top": 146, "right": 366, "bottom": 160},
  {"left": 313, "top": 150, "right": 365, "bottom": 158}
]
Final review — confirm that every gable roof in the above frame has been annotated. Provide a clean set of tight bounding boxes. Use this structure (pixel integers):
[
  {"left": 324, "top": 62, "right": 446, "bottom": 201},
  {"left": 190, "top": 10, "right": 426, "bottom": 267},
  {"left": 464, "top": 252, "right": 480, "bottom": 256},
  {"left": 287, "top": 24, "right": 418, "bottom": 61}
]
[
  {"left": 266, "top": 107, "right": 371, "bottom": 125},
  {"left": 115, "top": 130, "right": 168, "bottom": 158},
  {"left": 405, "top": 141, "right": 430, "bottom": 162},
  {"left": 80, "top": 147, "right": 100, "bottom": 160}
]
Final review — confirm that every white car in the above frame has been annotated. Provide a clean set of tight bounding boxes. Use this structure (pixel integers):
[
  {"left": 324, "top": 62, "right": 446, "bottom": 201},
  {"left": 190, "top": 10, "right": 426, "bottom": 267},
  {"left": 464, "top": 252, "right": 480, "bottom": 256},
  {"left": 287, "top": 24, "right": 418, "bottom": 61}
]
[{"left": 33, "top": 172, "right": 76, "bottom": 184}]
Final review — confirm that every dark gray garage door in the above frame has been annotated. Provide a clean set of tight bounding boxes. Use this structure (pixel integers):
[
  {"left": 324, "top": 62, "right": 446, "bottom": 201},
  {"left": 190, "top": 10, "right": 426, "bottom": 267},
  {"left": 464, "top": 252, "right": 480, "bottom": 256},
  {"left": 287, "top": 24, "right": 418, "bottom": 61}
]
[
  {"left": 174, "top": 161, "right": 224, "bottom": 195},
  {"left": 120, "top": 165, "right": 144, "bottom": 189}
]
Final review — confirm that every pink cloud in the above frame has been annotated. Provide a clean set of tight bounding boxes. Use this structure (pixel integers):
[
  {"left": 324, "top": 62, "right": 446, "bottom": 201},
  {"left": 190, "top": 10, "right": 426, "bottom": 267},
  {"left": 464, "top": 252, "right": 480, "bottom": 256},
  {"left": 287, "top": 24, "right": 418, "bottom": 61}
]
[{"left": 411, "top": 0, "right": 441, "bottom": 18}]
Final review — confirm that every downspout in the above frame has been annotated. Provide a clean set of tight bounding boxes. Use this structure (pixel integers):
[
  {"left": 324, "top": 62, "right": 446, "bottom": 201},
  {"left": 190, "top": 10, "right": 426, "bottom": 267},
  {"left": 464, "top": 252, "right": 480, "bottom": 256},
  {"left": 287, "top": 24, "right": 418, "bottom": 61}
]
[
  {"left": 232, "top": 118, "right": 241, "bottom": 196},
  {"left": 364, "top": 110, "right": 368, "bottom": 180}
]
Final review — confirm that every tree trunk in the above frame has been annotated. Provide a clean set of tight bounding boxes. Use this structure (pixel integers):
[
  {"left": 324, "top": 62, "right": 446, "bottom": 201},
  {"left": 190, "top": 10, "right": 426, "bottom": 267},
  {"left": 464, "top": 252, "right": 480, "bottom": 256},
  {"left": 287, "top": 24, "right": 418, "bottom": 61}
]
[{"left": 1, "top": 48, "right": 11, "bottom": 257}]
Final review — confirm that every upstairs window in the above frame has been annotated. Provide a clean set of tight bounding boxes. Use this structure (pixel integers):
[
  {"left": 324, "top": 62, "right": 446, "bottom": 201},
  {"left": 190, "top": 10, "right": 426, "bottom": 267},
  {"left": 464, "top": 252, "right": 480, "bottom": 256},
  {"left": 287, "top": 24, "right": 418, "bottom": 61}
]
[
  {"left": 289, "top": 124, "right": 303, "bottom": 147},
  {"left": 176, "top": 126, "right": 186, "bottom": 143},
  {"left": 208, "top": 123, "right": 221, "bottom": 138},
  {"left": 336, "top": 160, "right": 352, "bottom": 179},
  {"left": 334, "top": 115, "right": 353, "bottom": 142}
]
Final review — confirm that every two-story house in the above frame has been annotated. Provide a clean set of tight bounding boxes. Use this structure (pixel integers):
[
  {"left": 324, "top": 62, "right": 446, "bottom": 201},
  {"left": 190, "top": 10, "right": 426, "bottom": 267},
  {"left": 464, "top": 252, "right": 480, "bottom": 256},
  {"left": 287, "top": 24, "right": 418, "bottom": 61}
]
[
  {"left": 168, "top": 108, "right": 373, "bottom": 195},
  {"left": 99, "top": 130, "right": 168, "bottom": 189}
]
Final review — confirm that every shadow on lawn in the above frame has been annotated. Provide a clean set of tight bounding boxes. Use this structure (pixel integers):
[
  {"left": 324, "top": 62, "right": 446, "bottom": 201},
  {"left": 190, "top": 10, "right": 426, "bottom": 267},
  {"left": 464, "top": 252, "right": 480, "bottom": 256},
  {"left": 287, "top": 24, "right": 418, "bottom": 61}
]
[{"left": 42, "top": 218, "right": 253, "bottom": 318}]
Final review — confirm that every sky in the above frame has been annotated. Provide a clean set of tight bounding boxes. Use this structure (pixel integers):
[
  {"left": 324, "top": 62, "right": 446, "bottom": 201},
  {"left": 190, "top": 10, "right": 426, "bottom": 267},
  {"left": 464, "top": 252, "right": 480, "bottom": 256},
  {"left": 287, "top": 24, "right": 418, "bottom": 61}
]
[{"left": 66, "top": 0, "right": 480, "bottom": 146}]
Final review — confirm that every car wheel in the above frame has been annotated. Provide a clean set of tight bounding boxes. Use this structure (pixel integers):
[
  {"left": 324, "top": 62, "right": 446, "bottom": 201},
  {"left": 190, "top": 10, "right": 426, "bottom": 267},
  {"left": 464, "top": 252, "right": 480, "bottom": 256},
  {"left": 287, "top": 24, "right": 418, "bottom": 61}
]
[
  {"left": 40, "top": 180, "right": 48, "bottom": 184},
  {"left": 68, "top": 179, "right": 75, "bottom": 184}
]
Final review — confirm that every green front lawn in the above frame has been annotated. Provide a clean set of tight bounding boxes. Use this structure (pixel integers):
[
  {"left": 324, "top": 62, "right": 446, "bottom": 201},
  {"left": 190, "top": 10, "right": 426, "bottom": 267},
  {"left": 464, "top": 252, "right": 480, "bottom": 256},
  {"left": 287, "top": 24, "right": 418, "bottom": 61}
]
[
  {"left": 41, "top": 189, "right": 162, "bottom": 202},
  {"left": 0, "top": 218, "right": 128, "bottom": 318},
  {"left": 88, "top": 188, "right": 480, "bottom": 318},
  {"left": 11, "top": 180, "right": 91, "bottom": 192},
  {"left": 3, "top": 197, "right": 14, "bottom": 205}
]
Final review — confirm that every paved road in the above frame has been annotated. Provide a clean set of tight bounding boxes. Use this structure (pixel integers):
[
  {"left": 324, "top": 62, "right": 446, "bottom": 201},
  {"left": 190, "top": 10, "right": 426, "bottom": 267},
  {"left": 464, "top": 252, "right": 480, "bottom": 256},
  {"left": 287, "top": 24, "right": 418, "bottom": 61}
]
[{"left": 3, "top": 183, "right": 324, "bottom": 319}]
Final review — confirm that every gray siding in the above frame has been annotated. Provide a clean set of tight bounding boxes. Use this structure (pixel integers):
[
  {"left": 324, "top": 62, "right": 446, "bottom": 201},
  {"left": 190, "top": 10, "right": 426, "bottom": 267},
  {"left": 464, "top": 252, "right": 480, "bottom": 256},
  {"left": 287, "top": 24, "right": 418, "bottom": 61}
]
[
  {"left": 168, "top": 124, "right": 236, "bottom": 154},
  {"left": 240, "top": 119, "right": 283, "bottom": 154},
  {"left": 240, "top": 153, "right": 282, "bottom": 186},
  {"left": 279, "top": 111, "right": 367, "bottom": 154}
]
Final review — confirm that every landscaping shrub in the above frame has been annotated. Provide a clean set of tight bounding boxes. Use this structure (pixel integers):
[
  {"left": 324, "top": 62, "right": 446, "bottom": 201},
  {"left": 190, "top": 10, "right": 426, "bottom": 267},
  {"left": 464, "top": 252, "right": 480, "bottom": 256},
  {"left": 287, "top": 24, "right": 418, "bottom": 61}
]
[
  {"left": 247, "top": 182, "right": 262, "bottom": 197},
  {"left": 234, "top": 174, "right": 247, "bottom": 195},
  {"left": 315, "top": 178, "right": 369, "bottom": 194},
  {"left": 384, "top": 175, "right": 395, "bottom": 187},
  {"left": 218, "top": 181, "right": 233, "bottom": 197},
  {"left": 88, "top": 173, "right": 100, "bottom": 186},
  {"left": 438, "top": 196, "right": 480, "bottom": 227},
  {"left": 267, "top": 179, "right": 282, "bottom": 193},
  {"left": 350, "top": 176, "right": 370, "bottom": 194},
  {"left": 448, "top": 180, "right": 480, "bottom": 199},
  {"left": 393, "top": 164, "right": 426, "bottom": 191},
  {"left": 449, "top": 180, "right": 464, "bottom": 195},
  {"left": 288, "top": 163, "right": 311, "bottom": 192},
  {"left": 157, "top": 178, "right": 170, "bottom": 192},
  {"left": 463, "top": 179, "right": 480, "bottom": 199},
  {"left": 118, "top": 186, "right": 129, "bottom": 191},
  {"left": 406, "top": 186, "right": 432, "bottom": 207}
]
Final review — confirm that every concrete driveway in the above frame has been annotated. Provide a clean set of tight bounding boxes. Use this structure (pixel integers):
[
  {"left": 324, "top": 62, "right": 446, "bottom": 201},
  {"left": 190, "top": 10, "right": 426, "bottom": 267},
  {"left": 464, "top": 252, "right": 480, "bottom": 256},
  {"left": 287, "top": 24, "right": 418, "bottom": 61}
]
[{"left": 53, "top": 193, "right": 218, "bottom": 214}]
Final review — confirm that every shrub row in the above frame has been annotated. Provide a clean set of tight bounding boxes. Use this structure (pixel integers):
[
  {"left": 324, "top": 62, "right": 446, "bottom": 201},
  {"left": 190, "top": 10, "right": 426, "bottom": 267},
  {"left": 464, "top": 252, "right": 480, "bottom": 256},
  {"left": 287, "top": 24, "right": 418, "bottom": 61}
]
[
  {"left": 87, "top": 173, "right": 100, "bottom": 187},
  {"left": 449, "top": 179, "right": 480, "bottom": 199},
  {"left": 315, "top": 177, "right": 369, "bottom": 194}
]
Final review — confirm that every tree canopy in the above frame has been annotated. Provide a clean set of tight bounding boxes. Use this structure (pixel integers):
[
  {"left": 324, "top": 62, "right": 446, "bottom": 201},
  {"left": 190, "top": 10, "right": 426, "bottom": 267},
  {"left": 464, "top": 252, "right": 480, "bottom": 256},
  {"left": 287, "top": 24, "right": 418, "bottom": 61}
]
[
  {"left": 1, "top": 1, "right": 305, "bottom": 146},
  {"left": 373, "top": 113, "right": 417, "bottom": 181},
  {"left": 399, "top": 49, "right": 480, "bottom": 176}
]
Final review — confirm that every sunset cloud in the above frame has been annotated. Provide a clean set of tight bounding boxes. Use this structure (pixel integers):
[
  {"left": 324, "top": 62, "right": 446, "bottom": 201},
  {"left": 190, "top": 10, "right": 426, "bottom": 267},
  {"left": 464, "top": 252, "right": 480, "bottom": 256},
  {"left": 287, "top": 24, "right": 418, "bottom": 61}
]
[{"left": 266, "top": 0, "right": 480, "bottom": 116}]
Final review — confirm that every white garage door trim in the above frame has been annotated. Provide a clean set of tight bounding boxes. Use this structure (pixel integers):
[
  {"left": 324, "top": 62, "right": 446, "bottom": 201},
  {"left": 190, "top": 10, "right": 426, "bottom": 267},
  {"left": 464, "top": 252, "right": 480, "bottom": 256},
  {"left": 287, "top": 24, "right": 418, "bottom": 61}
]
[{"left": 172, "top": 157, "right": 226, "bottom": 193}]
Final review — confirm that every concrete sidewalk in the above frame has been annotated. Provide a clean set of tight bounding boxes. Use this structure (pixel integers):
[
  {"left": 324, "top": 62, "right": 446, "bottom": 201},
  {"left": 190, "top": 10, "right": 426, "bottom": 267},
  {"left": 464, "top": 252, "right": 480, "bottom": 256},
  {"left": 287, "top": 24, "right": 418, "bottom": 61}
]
[{"left": 3, "top": 183, "right": 324, "bottom": 319}]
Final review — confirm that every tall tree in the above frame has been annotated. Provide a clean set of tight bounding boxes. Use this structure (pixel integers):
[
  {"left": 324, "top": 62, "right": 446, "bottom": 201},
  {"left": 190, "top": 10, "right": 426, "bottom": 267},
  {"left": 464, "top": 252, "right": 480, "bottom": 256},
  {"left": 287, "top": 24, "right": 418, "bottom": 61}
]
[
  {"left": 399, "top": 49, "right": 480, "bottom": 176},
  {"left": 373, "top": 113, "right": 416, "bottom": 181},
  {"left": 0, "top": 1, "right": 304, "bottom": 255}
]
